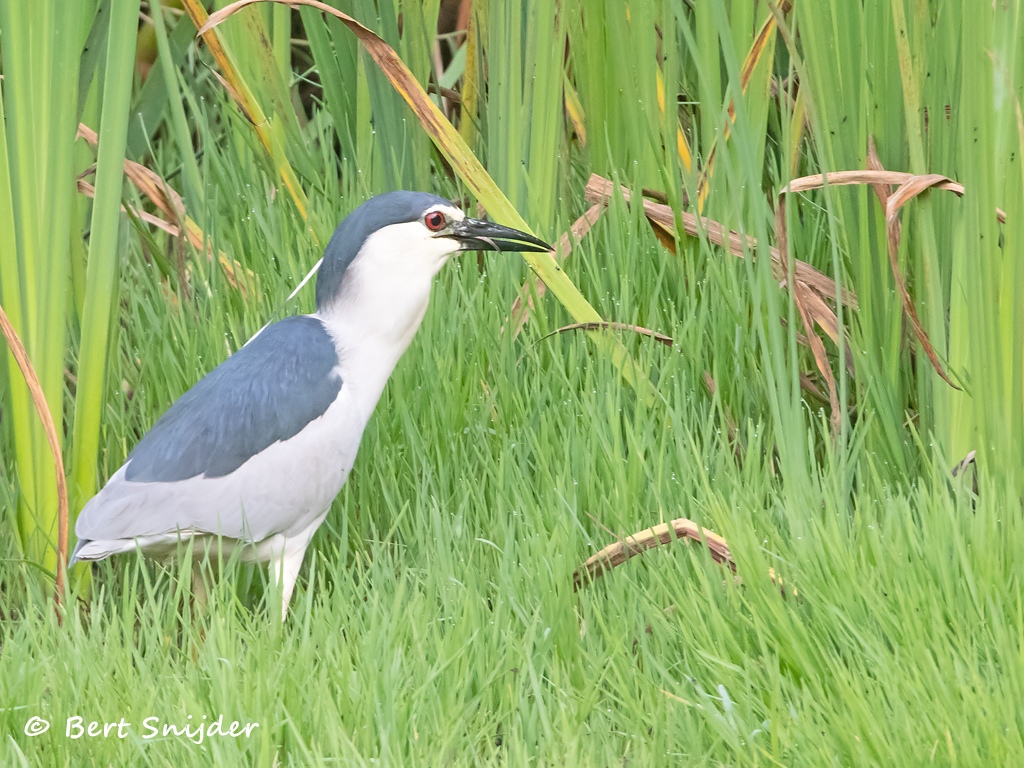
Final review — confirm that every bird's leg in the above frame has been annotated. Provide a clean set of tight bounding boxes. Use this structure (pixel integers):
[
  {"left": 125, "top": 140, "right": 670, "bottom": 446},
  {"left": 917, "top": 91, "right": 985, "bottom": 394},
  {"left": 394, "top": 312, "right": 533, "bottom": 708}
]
[
  {"left": 269, "top": 542, "right": 309, "bottom": 621},
  {"left": 267, "top": 512, "right": 326, "bottom": 621}
]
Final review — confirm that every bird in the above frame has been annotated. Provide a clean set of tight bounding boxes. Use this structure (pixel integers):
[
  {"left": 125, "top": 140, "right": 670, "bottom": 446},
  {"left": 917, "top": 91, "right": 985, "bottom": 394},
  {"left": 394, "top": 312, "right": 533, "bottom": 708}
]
[{"left": 71, "top": 191, "right": 551, "bottom": 619}]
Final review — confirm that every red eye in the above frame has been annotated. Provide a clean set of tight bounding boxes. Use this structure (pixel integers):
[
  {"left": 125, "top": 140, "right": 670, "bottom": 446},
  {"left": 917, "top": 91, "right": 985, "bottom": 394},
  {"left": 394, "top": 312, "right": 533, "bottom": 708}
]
[{"left": 424, "top": 211, "right": 446, "bottom": 231}]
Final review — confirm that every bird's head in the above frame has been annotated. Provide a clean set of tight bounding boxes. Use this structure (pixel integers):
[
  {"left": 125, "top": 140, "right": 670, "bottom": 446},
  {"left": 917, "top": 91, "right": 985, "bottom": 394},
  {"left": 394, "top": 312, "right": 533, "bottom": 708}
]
[{"left": 315, "top": 191, "right": 551, "bottom": 313}]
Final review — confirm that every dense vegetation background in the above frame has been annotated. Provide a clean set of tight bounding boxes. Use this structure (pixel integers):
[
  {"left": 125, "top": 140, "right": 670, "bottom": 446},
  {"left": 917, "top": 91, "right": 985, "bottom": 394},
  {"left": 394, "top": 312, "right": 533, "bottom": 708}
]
[{"left": 1, "top": 0, "right": 1022, "bottom": 763}]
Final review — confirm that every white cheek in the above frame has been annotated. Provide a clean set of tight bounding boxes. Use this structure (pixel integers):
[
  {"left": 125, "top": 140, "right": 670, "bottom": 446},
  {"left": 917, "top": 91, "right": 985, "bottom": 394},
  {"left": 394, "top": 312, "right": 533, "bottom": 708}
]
[
  {"left": 425, "top": 237, "right": 460, "bottom": 272},
  {"left": 361, "top": 222, "right": 458, "bottom": 275}
]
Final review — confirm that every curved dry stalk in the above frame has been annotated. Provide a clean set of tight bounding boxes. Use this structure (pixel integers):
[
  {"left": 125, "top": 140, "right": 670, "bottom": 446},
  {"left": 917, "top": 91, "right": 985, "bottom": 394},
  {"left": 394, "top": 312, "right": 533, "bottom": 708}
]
[
  {"left": 574, "top": 517, "right": 797, "bottom": 599},
  {"left": 76, "top": 179, "right": 180, "bottom": 236},
  {"left": 860, "top": 147, "right": 961, "bottom": 387},
  {"left": 784, "top": 166, "right": 1007, "bottom": 224},
  {"left": 0, "top": 303, "right": 68, "bottom": 621},
  {"left": 537, "top": 321, "right": 673, "bottom": 348},
  {"left": 782, "top": 169, "right": 960, "bottom": 197},
  {"left": 573, "top": 517, "right": 733, "bottom": 590}
]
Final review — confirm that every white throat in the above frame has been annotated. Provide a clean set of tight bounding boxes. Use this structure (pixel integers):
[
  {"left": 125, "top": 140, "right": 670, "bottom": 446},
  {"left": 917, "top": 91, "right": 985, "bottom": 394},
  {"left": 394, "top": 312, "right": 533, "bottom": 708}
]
[{"left": 314, "top": 222, "right": 455, "bottom": 422}]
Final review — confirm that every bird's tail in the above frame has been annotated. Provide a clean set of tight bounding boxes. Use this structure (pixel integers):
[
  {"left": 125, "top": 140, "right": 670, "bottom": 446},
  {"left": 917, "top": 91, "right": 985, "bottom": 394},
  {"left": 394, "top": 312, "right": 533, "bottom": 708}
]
[{"left": 68, "top": 538, "right": 92, "bottom": 567}]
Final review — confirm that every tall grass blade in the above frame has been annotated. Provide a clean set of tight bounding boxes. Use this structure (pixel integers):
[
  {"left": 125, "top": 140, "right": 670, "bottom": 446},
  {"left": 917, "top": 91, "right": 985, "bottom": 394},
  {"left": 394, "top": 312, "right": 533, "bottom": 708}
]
[{"left": 70, "top": 0, "right": 142, "bottom": 519}]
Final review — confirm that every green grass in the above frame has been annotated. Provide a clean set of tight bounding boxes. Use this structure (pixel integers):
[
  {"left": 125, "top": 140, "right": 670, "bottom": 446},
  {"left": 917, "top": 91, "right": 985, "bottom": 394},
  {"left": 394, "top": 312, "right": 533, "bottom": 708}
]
[{"left": 2, "top": 0, "right": 1023, "bottom": 764}]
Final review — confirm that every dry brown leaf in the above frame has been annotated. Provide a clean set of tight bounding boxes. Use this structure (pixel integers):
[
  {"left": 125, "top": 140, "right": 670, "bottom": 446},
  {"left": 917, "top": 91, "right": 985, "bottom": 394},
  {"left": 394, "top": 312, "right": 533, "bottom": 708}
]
[
  {"left": 777, "top": 161, "right": 991, "bottom": 390},
  {"left": 0, "top": 303, "right": 68, "bottom": 620},
  {"left": 77, "top": 180, "right": 181, "bottom": 236},
  {"left": 865, "top": 139, "right": 901, "bottom": 262},
  {"left": 783, "top": 169, "right": 961, "bottom": 197},
  {"left": 798, "top": 372, "right": 826, "bottom": 403},
  {"left": 78, "top": 123, "right": 253, "bottom": 293},
  {"left": 646, "top": 216, "right": 678, "bottom": 253},
  {"left": 788, "top": 277, "right": 856, "bottom": 377},
  {"left": 866, "top": 139, "right": 894, "bottom": 206},
  {"left": 585, "top": 174, "right": 858, "bottom": 310},
  {"left": 788, "top": 150, "right": 962, "bottom": 390},
  {"left": 792, "top": 280, "right": 841, "bottom": 434},
  {"left": 78, "top": 124, "right": 185, "bottom": 224},
  {"left": 882, "top": 175, "right": 962, "bottom": 389},
  {"left": 777, "top": 181, "right": 843, "bottom": 432},
  {"left": 210, "top": 69, "right": 255, "bottom": 124},
  {"left": 775, "top": 174, "right": 855, "bottom": 434},
  {"left": 783, "top": 166, "right": 1005, "bottom": 222},
  {"left": 507, "top": 203, "right": 604, "bottom": 338}
]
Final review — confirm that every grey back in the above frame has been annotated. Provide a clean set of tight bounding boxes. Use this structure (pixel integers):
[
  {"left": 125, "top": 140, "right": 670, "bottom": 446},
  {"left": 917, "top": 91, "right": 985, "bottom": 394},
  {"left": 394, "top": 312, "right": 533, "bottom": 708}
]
[
  {"left": 315, "top": 191, "right": 452, "bottom": 310},
  {"left": 124, "top": 315, "right": 343, "bottom": 482}
]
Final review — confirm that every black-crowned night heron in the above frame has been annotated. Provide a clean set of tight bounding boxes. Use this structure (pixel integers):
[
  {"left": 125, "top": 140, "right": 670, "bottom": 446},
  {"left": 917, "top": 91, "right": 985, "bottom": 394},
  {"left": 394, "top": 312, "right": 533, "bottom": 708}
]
[{"left": 70, "top": 191, "right": 551, "bottom": 619}]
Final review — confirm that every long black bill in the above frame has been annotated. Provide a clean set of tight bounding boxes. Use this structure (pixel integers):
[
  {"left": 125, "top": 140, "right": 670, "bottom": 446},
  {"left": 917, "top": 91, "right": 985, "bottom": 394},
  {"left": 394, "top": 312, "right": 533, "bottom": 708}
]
[{"left": 448, "top": 217, "right": 552, "bottom": 253}]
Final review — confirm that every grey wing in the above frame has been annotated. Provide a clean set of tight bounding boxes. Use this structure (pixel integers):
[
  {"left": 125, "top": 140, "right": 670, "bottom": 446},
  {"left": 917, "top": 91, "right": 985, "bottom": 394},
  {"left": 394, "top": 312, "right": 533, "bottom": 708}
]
[
  {"left": 75, "top": 315, "right": 343, "bottom": 546},
  {"left": 125, "top": 315, "right": 342, "bottom": 482}
]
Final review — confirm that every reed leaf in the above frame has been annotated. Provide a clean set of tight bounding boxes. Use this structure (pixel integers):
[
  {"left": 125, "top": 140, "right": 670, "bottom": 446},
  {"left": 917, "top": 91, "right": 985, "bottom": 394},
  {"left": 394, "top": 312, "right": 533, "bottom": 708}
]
[{"left": 69, "top": 0, "right": 141, "bottom": 519}]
